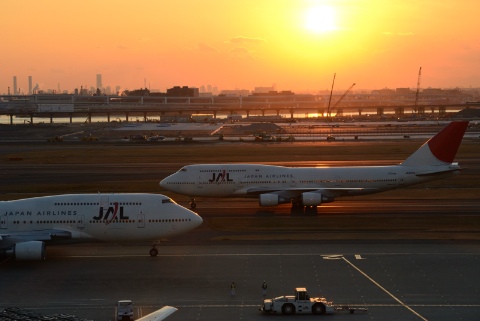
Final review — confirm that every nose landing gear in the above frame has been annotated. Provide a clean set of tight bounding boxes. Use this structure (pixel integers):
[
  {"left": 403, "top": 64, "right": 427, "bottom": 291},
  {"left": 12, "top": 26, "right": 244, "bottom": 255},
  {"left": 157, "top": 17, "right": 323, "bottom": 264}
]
[
  {"left": 149, "top": 241, "right": 160, "bottom": 257},
  {"left": 190, "top": 198, "right": 197, "bottom": 209}
]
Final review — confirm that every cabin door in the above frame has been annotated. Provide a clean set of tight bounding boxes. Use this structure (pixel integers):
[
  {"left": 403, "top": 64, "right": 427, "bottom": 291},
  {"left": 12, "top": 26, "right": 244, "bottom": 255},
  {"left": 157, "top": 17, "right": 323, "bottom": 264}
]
[
  {"left": 0, "top": 217, "right": 7, "bottom": 229},
  {"left": 137, "top": 212, "right": 145, "bottom": 228},
  {"left": 77, "top": 215, "right": 85, "bottom": 229}
]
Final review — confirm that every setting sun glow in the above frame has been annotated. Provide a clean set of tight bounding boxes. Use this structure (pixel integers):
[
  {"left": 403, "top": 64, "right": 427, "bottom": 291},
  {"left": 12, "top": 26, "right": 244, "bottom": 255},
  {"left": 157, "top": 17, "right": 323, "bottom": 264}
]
[
  {"left": 1, "top": 0, "right": 479, "bottom": 92},
  {"left": 304, "top": 5, "right": 337, "bottom": 33}
]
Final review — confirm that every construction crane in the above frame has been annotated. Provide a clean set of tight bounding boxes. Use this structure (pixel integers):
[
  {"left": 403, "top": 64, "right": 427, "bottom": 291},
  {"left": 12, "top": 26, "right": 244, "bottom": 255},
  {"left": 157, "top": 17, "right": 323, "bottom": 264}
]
[
  {"left": 326, "top": 73, "right": 355, "bottom": 119},
  {"left": 414, "top": 67, "right": 422, "bottom": 109},
  {"left": 332, "top": 82, "right": 356, "bottom": 109},
  {"left": 326, "top": 73, "right": 336, "bottom": 118}
]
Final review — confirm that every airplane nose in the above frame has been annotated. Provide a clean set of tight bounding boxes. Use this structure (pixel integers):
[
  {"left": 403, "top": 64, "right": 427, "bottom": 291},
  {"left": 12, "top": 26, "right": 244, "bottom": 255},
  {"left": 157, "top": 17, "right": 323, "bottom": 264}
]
[
  {"left": 190, "top": 211, "right": 203, "bottom": 227},
  {"left": 159, "top": 177, "right": 168, "bottom": 189}
]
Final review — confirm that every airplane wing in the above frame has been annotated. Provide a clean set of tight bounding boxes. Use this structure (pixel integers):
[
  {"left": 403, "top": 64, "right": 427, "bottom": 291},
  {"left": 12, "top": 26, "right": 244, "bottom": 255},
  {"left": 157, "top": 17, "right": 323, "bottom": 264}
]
[
  {"left": 0, "top": 229, "right": 72, "bottom": 248},
  {"left": 244, "top": 187, "right": 377, "bottom": 198},
  {"left": 136, "top": 306, "right": 178, "bottom": 321}
]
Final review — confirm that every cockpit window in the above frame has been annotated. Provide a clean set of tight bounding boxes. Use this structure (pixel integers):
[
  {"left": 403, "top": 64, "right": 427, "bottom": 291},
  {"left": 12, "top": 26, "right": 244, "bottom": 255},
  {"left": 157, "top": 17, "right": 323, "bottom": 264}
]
[
  {"left": 180, "top": 167, "right": 187, "bottom": 172},
  {"left": 161, "top": 198, "right": 173, "bottom": 204}
]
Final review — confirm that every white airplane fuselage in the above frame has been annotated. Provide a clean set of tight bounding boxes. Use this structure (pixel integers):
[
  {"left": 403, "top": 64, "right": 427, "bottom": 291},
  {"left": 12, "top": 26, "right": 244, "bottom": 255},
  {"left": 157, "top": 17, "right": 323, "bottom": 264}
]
[
  {"left": 161, "top": 163, "right": 459, "bottom": 199},
  {"left": 1, "top": 193, "right": 203, "bottom": 242}
]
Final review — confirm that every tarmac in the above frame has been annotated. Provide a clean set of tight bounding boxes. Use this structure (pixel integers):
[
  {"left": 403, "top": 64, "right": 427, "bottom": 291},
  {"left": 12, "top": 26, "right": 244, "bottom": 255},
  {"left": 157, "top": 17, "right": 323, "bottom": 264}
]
[
  {"left": 1, "top": 121, "right": 479, "bottom": 320},
  {"left": 1, "top": 241, "right": 479, "bottom": 321}
]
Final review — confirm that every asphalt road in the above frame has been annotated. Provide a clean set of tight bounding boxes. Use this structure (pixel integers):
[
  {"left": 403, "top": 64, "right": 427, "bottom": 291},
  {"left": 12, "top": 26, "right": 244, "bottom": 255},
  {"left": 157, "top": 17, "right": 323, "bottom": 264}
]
[{"left": 1, "top": 241, "right": 479, "bottom": 321}]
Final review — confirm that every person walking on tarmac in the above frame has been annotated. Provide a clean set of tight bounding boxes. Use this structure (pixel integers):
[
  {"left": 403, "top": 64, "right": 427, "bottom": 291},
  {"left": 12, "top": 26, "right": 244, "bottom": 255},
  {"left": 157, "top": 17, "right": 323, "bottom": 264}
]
[
  {"left": 262, "top": 281, "right": 268, "bottom": 296},
  {"left": 230, "top": 282, "right": 236, "bottom": 296}
]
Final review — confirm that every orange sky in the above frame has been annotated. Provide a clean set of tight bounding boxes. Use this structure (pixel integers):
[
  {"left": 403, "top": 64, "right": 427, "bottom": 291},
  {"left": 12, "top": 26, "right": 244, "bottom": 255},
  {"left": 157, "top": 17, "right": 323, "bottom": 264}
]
[{"left": 1, "top": 0, "right": 479, "bottom": 94}]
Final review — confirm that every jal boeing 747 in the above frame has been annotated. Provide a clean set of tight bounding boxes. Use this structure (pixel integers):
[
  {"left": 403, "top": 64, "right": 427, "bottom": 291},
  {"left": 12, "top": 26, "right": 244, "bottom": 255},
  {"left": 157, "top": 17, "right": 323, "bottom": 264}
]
[
  {"left": 0, "top": 193, "right": 202, "bottom": 260},
  {"left": 160, "top": 121, "right": 469, "bottom": 212}
]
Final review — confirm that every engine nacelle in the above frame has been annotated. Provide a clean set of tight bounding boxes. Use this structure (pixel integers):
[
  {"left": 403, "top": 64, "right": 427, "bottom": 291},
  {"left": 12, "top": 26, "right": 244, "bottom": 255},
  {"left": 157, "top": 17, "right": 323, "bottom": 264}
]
[
  {"left": 259, "top": 194, "right": 290, "bottom": 207},
  {"left": 302, "top": 192, "right": 323, "bottom": 207},
  {"left": 14, "top": 241, "right": 46, "bottom": 260}
]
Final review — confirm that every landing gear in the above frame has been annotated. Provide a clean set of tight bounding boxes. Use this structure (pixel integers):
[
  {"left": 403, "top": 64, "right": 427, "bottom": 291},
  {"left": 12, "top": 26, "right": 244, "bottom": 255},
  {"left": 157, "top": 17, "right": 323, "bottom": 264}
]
[
  {"left": 290, "top": 198, "right": 304, "bottom": 215},
  {"left": 190, "top": 198, "right": 197, "bottom": 209},
  {"left": 304, "top": 206, "right": 318, "bottom": 216},
  {"left": 149, "top": 241, "right": 159, "bottom": 257},
  {"left": 290, "top": 199, "right": 318, "bottom": 215}
]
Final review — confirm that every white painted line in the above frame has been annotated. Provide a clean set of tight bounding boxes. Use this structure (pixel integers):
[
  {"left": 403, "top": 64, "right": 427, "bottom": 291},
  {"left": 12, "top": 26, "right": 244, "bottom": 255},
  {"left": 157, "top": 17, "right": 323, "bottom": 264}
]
[{"left": 342, "top": 256, "right": 429, "bottom": 321}]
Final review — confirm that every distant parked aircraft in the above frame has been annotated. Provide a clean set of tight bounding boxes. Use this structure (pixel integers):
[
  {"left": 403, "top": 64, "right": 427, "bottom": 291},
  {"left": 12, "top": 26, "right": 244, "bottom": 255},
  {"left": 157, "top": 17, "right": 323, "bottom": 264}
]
[
  {"left": 160, "top": 121, "right": 468, "bottom": 213},
  {"left": 0, "top": 193, "right": 202, "bottom": 260}
]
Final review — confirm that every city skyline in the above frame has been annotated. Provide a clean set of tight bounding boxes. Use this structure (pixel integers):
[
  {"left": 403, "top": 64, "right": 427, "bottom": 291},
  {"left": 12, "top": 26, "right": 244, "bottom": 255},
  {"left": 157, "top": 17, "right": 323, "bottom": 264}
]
[{"left": 1, "top": 0, "right": 479, "bottom": 94}]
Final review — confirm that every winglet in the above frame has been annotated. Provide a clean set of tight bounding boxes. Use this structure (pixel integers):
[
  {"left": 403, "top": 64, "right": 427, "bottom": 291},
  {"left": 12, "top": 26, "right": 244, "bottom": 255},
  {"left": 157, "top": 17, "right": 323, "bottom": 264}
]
[{"left": 401, "top": 121, "right": 469, "bottom": 166}]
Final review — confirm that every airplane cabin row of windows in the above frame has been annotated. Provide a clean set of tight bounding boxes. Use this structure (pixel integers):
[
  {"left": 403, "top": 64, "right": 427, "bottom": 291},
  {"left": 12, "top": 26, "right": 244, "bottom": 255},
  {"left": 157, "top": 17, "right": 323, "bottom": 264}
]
[
  {"left": 3, "top": 218, "right": 194, "bottom": 225},
  {"left": 9, "top": 220, "right": 80, "bottom": 224},
  {"left": 199, "top": 169, "right": 247, "bottom": 172},
  {"left": 165, "top": 179, "right": 398, "bottom": 185},
  {"left": 164, "top": 182, "right": 194, "bottom": 185},
  {"left": 53, "top": 202, "right": 143, "bottom": 206},
  {"left": 299, "top": 179, "right": 398, "bottom": 183}
]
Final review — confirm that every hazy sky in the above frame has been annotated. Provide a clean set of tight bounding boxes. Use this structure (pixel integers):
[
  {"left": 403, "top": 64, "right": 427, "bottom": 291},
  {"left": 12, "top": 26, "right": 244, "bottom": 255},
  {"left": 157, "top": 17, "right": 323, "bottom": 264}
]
[{"left": 1, "top": 0, "right": 479, "bottom": 94}]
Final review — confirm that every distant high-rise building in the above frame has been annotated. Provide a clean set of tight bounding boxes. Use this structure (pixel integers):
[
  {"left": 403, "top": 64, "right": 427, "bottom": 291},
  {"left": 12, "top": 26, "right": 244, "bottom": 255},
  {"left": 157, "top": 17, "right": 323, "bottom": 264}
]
[
  {"left": 13, "top": 76, "right": 18, "bottom": 95},
  {"left": 96, "top": 74, "right": 103, "bottom": 91},
  {"left": 28, "top": 76, "right": 33, "bottom": 94},
  {"left": 253, "top": 86, "right": 275, "bottom": 94}
]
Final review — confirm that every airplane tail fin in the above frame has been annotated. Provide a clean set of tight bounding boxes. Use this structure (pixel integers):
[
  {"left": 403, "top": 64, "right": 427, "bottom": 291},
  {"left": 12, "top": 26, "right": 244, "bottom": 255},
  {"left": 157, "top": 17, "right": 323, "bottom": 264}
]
[{"left": 400, "top": 121, "right": 469, "bottom": 166}]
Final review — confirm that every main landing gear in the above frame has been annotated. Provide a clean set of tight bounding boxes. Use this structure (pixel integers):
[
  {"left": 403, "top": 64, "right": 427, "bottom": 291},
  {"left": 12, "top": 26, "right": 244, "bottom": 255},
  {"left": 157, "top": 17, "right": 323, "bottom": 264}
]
[{"left": 290, "top": 199, "right": 318, "bottom": 215}]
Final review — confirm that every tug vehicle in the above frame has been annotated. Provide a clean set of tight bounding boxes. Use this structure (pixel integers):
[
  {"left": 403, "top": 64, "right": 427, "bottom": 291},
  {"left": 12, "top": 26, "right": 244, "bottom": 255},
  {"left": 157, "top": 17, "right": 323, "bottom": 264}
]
[
  {"left": 260, "top": 288, "right": 335, "bottom": 315},
  {"left": 117, "top": 300, "right": 134, "bottom": 321},
  {"left": 260, "top": 288, "right": 368, "bottom": 315}
]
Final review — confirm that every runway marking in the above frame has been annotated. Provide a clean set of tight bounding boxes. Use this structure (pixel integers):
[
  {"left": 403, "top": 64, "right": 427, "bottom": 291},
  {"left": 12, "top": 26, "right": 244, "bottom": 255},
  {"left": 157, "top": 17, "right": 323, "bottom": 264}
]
[
  {"left": 322, "top": 254, "right": 343, "bottom": 260},
  {"left": 342, "top": 256, "right": 429, "bottom": 321},
  {"left": 62, "top": 253, "right": 373, "bottom": 259},
  {"left": 53, "top": 251, "right": 480, "bottom": 263}
]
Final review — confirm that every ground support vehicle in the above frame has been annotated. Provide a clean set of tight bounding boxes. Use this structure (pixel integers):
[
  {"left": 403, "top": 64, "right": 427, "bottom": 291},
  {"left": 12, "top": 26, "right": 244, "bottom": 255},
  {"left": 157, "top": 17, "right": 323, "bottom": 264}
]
[
  {"left": 260, "top": 288, "right": 367, "bottom": 315},
  {"left": 117, "top": 300, "right": 134, "bottom": 321}
]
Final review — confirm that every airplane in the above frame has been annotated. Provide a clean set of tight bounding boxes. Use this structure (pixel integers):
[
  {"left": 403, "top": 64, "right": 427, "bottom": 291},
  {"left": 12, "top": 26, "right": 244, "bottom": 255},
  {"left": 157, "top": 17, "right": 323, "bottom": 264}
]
[
  {"left": 159, "top": 121, "right": 469, "bottom": 212},
  {"left": 0, "top": 193, "right": 203, "bottom": 260}
]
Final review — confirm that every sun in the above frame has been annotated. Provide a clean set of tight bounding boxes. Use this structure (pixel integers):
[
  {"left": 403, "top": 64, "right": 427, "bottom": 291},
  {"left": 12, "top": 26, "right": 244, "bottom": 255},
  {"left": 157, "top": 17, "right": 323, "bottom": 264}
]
[{"left": 304, "top": 5, "right": 337, "bottom": 33}]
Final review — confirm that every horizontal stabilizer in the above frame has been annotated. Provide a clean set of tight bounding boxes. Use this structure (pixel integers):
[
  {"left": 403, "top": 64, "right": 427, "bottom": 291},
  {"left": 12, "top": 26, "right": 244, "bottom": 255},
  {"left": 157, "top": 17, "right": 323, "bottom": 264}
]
[{"left": 414, "top": 168, "right": 462, "bottom": 177}]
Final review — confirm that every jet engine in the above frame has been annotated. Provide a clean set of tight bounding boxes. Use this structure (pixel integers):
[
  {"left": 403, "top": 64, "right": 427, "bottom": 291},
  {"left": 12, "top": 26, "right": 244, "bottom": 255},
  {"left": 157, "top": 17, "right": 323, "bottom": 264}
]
[
  {"left": 301, "top": 192, "right": 323, "bottom": 207},
  {"left": 12, "top": 241, "right": 46, "bottom": 260},
  {"left": 259, "top": 194, "right": 290, "bottom": 206}
]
